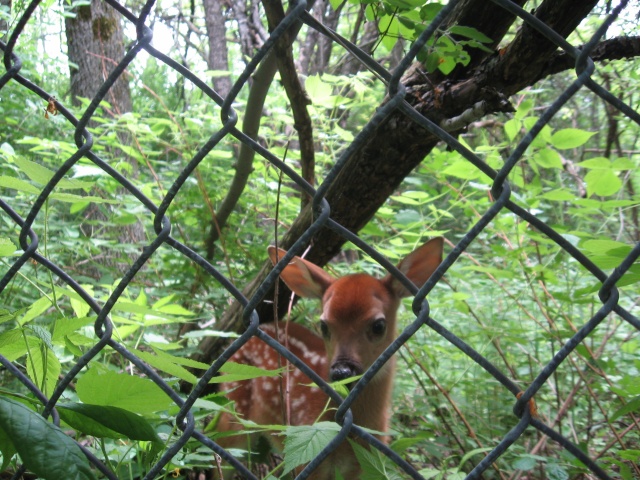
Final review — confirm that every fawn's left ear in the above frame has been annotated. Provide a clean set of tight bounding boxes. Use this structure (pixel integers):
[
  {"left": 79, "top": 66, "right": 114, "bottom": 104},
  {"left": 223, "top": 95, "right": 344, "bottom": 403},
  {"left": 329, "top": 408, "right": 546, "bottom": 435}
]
[
  {"left": 268, "top": 246, "right": 335, "bottom": 299},
  {"left": 384, "top": 237, "right": 444, "bottom": 298}
]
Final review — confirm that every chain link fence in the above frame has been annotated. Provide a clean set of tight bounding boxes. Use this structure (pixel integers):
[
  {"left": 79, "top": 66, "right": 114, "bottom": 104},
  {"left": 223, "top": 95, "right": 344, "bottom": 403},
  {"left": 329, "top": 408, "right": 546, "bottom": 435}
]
[{"left": 1, "top": 0, "right": 639, "bottom": 478}]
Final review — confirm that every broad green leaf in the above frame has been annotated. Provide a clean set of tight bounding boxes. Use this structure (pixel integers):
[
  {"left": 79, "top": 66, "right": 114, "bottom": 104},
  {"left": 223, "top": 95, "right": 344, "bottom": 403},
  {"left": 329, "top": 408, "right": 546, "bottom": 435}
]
[
  {"left": 0, "top": 396, "right": 96, "bottom": 480},
  {"left": 611, "top": 157, "right": 635, "bottom": 170},
  {"left": 442, "top": 160, "right": 482, "bottom": 180},
  {"left": 610, "top": 395, "right": 640, "bottom": 421},
  {"left": 150, "top": 346, "right": 209, "bottom": 369},
  {"left": 19, "top": 295, "right": 53, "bottom": 325},
  {"left": 0, "top": 175, "right": 41, "bottom": 194},
  {"left": 437, "top": 54, "right": 457, "bottom": 75},
  {"left": 13, "top": 157, "right": 93, "bottom": 189},
  {"left": 418, "top": 468, "right": 443, "bottom": 479},
  {"left": 460, "top": 447, "right": 493, "bottom": 467},
  {"left": 504, "top": 118, "right": 520, "bottom": 141},
  {"left": 49, "top": 192, "right": 117, "bottom": 204},
  {"left": 380, "top": 15, "right": 400, "bottom": 51},
  {"left": 0, "top": 419, "right": 16, "bottom": 470},
  {"left": 546, "top": 462, "right": 569, "bottom": 480},
  {"left": 352, "top": 441, "right": 404, "bottom": 480},
  {"left": 57, "top": 403, "right": 161, "bottom": 442},
  {"left": 52, "top": 317, "right": 95, "bottom": 342},
  {"left": 306, "top": 75, "right": 334, "bottom": 106},
  {"left": 419, "top": 3, "right": 443, "bottom": 22},
  {"left": 541, "top": 189, "right": 575, "bottom": 201},
  {"left": 578, "top": 157, "right": 610, "bottom": 169},
  {"left": 584, "top": 169, "right": 622, "bottom": 197},
  {"left": 26, "top": 345, "right": 60, "bottom": 397},
  {"left": 512, "top": 455, "right": 538, "bottom": 471},
  {"left": 550, "top": 128, "right": 596, "bottom": 149},
  {"left": 135, "top": 349, "right": 198, "bottom": 384},
  {"left": 534, "top": 148, "right": 562, "bottom": 169},
  {"left": 76, "top": 368, "right": 173, "bottom": 414},
  {"left": 0, "top": 238, "right": 16, "bottom": 257},
  {"left": 0, "top": 330, "right": 39, "bottom": 361},
  {"left": 385, "top": 0, "right": 424, "bottom": 9},
  {"left": 581, "top": 239, "right": 631, "bottom": 255},
  {"left": 281, "top": 422, "right": 341, "bottom": 475},
  {"left": 449, "top": 25, "right": 492, "bottom": 43},
  {"left": 210, "top": 360, "right": 285, "bottom": 384}
]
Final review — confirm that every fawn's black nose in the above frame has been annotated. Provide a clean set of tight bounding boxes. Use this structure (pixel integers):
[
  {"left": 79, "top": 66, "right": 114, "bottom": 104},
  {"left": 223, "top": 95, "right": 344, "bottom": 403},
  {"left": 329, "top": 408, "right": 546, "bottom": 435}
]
[{"left": 330, "top": 361, "right": 362, "bottom": 384}]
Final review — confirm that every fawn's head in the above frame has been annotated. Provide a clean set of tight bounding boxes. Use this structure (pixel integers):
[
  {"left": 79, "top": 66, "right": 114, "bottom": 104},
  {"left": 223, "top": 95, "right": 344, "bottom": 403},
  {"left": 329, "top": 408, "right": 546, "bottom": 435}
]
[{"left": 268, "top": 238, "right": 443, "bottom": 385}]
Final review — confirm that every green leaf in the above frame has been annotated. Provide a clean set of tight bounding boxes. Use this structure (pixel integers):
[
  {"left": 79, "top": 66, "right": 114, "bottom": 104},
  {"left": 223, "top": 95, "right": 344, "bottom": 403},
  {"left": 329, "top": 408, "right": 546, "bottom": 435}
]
[
  {"left": 0, "top": 238, "right": 16, "bottom": 257},
  {"left": 0, "top": 330, "right": 39, "bottom": 361},
  {"left": 52, "top": 317, "right": 95, "bottom": 342},
  {"left": 26, "top": 344, "right": 60, "bottom": 397},
  {"left": 306, "top": 75, "right": 334, "bottom": 107},
  {"left": 504, "top": 118, "right": 520, "bottom": 141},
  {"left": 352, "top": 441, "right": 404, "bottom": 480},
  {"left": 610, "top": 395, "right": 640, "bottom": 421},
  {"left": 76, "top": 368, "right": 174, "bottom": 414},
  {"left": 49, "top": 192, "right": 117, "bottom": 204},
  {"left": 546, "top": 462, "right": 569, "bottom": 480},
  {"left": 135, "top": 349, "right": 198, "bottom": 384},
  {"left": 0, "top": 175, "right": 41, "bottom": 194},
  {"left": 13, "top": 157, "right": 93, "bottom": 189},
  {"left": 0, "top": 396, "right": 96, "bottom": 480},
  {"left": 57, "top": 403, "right": 161, "bottom": 442},
  {"left": 578, "top": 157, "right": 610, "bottom": 169},
  {"left": 512, "top": 455, "right": 539, "bottom": 471},
  {"left": 534, "top": 148, "right": 562, "bottom": 169},
  {"left": 19, "top": 295, "right": 53, "bottom": 325},
  {"left": 584, "top": 169, "right": 622, "bottom": 197},
  {"left": 581, "top": 239, "right": 631, "bottom": 255},
  {"left": 281, "top": 422, "right": 341, "bottom": 475},
  {"left": 419, "top": 3, "right": 443, "bottom": 22},
  {"left": 549, "top": 128, "right": 596, "bottom": 149},
  {"left": 541, "top": 189, "right": 575, "bottom": 201},
  {"left": 449, "top": 25, "right": 492, "bottom": 43},
  {"left": 210, "top": 360, "right": 285, "bottom": 383}
]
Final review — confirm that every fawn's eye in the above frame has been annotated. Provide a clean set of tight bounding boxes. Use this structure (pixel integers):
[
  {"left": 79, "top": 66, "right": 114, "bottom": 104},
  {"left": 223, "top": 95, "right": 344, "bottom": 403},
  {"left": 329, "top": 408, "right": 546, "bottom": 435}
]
[
  {"left": 370, "top": 318, "right": 386, "bottom": 337},
  {"left": 318, "top": 320, "right": 330, "bottom": 339}
]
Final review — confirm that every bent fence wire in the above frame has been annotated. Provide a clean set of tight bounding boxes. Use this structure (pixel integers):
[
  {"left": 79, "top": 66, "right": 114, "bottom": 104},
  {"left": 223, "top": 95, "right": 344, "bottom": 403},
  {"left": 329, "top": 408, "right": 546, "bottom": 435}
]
[{"left": 1, "top": 0, "right": 639, "bottom": 479}]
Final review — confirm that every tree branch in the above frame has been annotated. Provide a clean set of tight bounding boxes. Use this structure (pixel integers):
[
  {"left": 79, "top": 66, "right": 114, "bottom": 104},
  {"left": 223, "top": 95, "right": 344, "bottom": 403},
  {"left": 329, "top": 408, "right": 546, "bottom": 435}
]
[{"left": 262, "top": 0, "right": 316, "bottom": 205}]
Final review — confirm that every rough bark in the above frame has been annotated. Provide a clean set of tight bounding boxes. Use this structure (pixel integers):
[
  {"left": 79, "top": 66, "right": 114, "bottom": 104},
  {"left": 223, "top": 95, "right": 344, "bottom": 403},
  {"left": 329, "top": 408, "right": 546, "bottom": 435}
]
[
  {"left": 191, "top": 0, "right": 629, "bottom": 367},
  {"left": 204, "top": 0, "right": 233, "bottom": 97},
  {"left": 65, "top": 0, "right": 132, "bottom": 115},
  {"left": 230, "top": 0, "right": 269, "bottom": 62}
]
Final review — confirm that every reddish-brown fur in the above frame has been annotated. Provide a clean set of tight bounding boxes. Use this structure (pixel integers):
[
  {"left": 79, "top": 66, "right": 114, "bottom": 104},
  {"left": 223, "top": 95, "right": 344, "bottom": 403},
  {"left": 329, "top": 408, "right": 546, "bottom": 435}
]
[{"left": 215, "top": 237, "right": 443, "bottom": 479}]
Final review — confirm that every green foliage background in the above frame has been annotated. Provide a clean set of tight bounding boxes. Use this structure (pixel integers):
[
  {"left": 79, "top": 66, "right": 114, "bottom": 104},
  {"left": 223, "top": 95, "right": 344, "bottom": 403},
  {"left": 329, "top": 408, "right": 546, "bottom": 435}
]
[{"left": 0, "top": 0, "right": 639, "bottom": 478}]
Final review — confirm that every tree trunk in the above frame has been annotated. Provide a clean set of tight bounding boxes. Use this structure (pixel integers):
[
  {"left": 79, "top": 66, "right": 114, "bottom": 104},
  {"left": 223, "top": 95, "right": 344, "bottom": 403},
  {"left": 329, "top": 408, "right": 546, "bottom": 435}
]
[
  {"left": 204, "top": 0, "right": 232, "bottom": 97},
  {"left": 65, "top": 0, "right": 132, "bottom": 115}
]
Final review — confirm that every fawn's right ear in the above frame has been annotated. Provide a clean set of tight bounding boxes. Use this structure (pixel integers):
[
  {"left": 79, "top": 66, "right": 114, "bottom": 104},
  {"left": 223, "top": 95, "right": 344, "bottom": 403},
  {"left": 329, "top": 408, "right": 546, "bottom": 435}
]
[{"left": 268, "top": 246, "right": 334, "bottom": 299}]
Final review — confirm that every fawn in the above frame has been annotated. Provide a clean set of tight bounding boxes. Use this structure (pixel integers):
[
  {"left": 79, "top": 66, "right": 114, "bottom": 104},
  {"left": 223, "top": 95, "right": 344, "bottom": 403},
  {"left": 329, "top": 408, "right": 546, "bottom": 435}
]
[{"left": 215, "top": 237, "right": 443, "bottom": 479}]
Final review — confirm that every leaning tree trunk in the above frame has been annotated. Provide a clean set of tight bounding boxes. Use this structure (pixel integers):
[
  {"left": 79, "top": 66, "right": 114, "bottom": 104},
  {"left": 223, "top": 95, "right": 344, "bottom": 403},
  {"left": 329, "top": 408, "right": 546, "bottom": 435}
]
[
  {"left": 191, "top": 0, "right": 625, "bottom": 368},
  {"left": 65, "top": 0, "right": 144, "bottom": 272}
]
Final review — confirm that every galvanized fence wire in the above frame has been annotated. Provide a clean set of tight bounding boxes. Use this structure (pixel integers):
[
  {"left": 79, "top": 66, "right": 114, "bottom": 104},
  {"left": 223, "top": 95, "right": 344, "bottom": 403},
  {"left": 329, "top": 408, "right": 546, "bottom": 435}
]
[{"left": 0, "top": 0, "right": 639, "bottom": 478}]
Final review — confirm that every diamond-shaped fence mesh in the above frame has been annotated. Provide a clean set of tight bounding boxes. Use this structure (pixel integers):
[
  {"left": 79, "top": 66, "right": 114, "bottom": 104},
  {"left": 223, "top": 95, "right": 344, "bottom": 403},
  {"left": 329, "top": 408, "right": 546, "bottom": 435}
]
[{"left": 1, "top": 0, "right": 639, "bottom": 478}]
